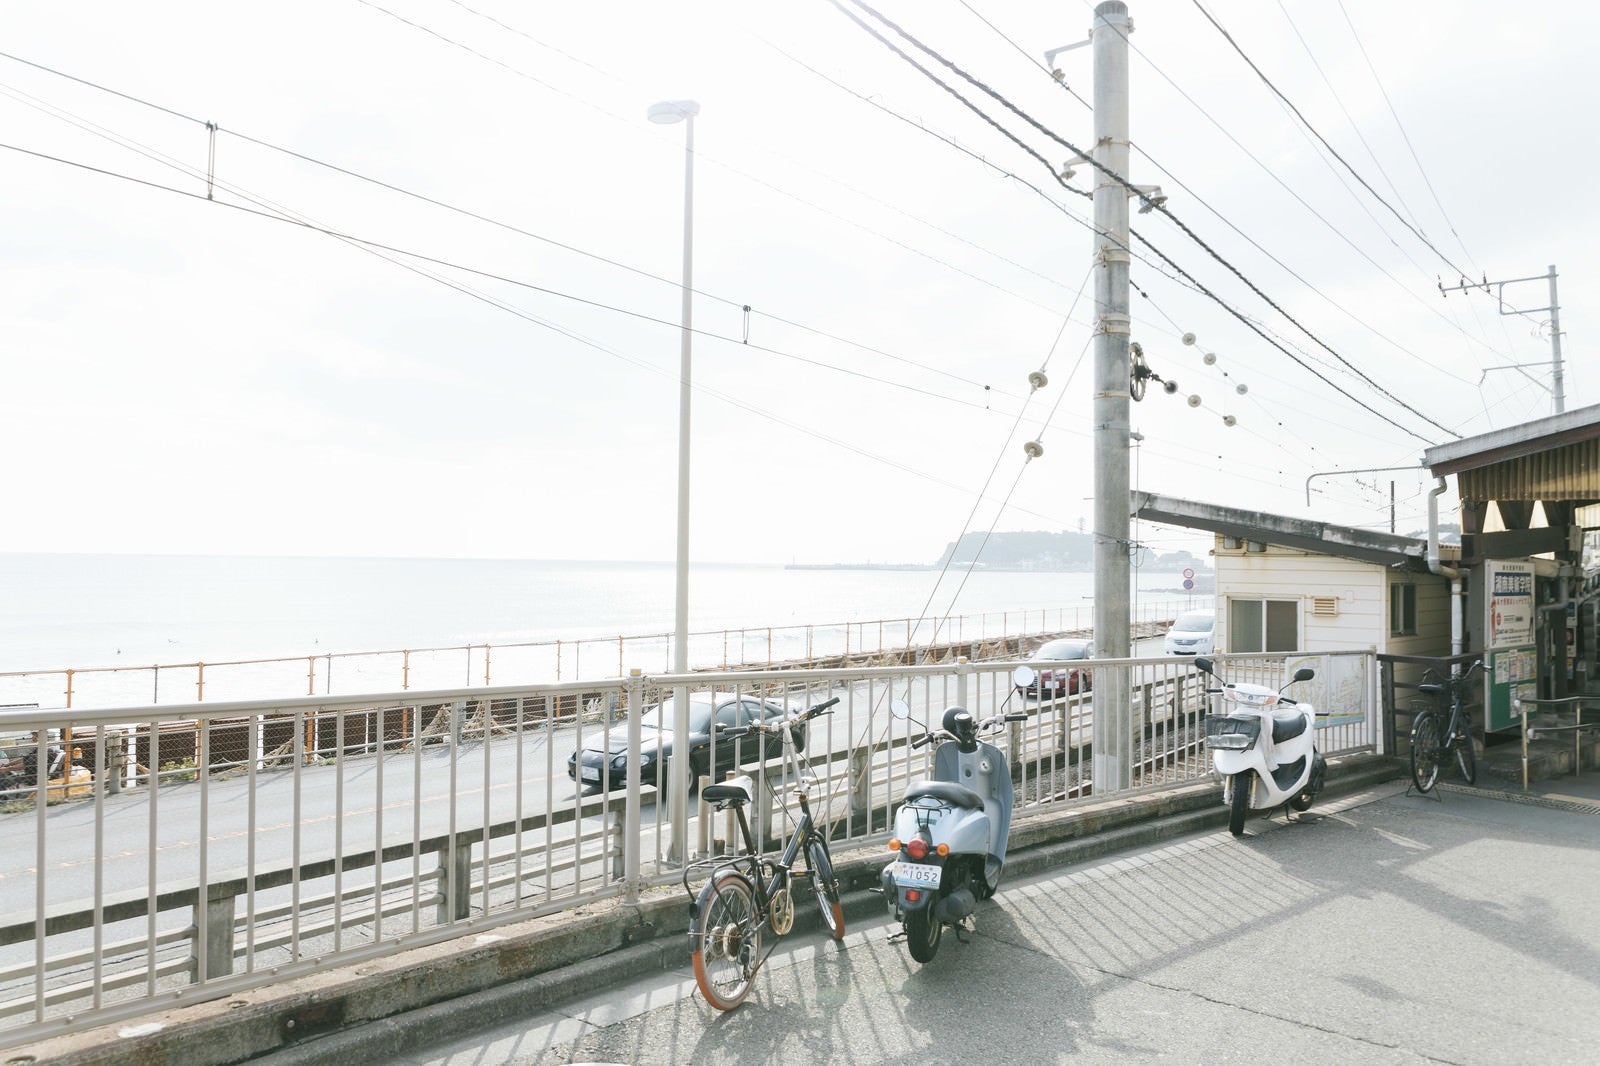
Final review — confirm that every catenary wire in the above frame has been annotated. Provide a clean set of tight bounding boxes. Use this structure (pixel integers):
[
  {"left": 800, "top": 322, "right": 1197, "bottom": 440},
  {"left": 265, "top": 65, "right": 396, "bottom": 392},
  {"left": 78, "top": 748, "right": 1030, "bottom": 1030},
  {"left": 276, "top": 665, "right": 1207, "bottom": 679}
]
[{"left": 828, "top": 0, "right": 1456, "bottom": 445}]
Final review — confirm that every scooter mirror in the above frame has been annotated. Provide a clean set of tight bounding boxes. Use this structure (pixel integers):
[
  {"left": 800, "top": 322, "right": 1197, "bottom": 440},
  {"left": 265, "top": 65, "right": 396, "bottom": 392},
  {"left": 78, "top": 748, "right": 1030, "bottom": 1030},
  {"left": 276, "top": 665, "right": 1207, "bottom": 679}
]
[
  {"left": 1193, "top": 657, "right": 1214, "bottom": 675},
  {"left": 889, "top": 699, "right": 911, "bottom": 721},
  {"left": 1011, "top": 665, "right": 1037, "bottom": 688},
  {"left": 1292, "top": 667, "right": 1315, "bottom": 682}
]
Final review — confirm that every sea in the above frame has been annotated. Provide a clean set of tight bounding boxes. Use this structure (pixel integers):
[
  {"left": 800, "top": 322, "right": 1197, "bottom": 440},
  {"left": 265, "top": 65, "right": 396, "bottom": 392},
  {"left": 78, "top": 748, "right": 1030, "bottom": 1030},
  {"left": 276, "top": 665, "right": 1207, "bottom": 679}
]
[{"left": 0, "top": 554, "right": 1205, "bottom": 710}]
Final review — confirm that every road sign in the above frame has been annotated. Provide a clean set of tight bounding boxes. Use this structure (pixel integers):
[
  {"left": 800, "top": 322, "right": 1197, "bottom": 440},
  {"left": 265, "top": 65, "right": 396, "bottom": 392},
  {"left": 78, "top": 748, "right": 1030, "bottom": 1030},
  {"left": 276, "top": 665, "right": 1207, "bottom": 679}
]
[
  {"left": 1183, "top": 568, "right": 1195, "bottom": 579},
  {"left": 1183, "top": 579, "right": 1194, "bottom": 590}
]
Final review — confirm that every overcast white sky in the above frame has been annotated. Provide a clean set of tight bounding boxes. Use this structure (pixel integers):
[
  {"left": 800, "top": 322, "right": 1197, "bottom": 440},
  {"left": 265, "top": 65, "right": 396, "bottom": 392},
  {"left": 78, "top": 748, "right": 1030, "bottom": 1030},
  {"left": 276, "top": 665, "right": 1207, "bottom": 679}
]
[{"left": 1, "top": 1, "right": 1592, "bottom": 566}]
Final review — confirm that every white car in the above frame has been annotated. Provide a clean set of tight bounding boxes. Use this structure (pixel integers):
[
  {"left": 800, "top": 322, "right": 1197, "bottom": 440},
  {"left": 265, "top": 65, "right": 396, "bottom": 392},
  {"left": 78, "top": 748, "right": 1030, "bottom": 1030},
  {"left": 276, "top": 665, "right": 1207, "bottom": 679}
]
[{"left": 1164, "top": 610, "right": 1215, "bottom": 655}]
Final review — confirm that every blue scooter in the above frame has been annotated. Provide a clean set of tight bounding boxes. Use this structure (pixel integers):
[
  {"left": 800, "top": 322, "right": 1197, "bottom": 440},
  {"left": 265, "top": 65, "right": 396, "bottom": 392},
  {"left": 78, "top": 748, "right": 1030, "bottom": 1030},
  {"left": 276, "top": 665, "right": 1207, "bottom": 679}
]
[{"left": 880, "top": 697, "right": 1026, "bottom": 963}]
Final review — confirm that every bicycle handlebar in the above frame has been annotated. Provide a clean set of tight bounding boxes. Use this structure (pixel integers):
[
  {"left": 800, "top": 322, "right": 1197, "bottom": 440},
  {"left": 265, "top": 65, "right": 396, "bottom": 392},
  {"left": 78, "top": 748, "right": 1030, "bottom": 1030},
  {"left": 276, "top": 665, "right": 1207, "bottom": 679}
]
[{"left": 716, "top": 696, "right": 840, "bottom": 740}]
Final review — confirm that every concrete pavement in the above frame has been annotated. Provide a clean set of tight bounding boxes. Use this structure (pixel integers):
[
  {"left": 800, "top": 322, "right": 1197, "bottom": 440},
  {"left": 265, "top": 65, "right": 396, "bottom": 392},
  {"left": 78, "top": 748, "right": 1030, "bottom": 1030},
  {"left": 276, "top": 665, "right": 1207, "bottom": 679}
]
[
  {"left": 283, "top": 764, "right": 1600, "bottom": 1066},
  {"left": 15, "top": 748, "right": 1599, "bottom": 1065}
]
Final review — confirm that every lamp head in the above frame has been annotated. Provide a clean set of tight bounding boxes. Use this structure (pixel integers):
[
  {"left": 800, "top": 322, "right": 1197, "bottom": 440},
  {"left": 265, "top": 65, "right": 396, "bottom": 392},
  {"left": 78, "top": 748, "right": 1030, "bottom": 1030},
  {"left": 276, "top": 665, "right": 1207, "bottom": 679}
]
[{"left": 648, "top": 100, "right": 700, "bottom": 124}]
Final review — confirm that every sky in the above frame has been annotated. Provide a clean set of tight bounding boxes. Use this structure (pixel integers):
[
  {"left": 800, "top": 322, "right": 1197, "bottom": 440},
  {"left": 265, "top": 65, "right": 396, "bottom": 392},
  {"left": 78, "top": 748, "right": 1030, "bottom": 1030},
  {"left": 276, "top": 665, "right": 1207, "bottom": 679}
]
[{"left": 1, "top": 0, "right": 1593, "bottom": 567}]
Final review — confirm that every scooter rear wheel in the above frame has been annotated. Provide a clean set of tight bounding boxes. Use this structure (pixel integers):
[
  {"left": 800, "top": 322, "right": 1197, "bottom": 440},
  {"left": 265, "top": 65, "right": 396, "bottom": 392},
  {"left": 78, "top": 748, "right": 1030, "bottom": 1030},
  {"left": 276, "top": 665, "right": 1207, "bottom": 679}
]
[
  {"left": 905, "top": 905, "right": 942, "bottom": 963},
  {"left": 1228, "top": 772, "right": 1252, "bottom": 837}
]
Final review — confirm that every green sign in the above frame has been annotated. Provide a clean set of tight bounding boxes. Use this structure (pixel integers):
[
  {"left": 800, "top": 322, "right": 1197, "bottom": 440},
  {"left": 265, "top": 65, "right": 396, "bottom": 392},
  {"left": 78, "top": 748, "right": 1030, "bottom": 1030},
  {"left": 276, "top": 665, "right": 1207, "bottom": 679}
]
[{"left": 1487, "top": 647, "right": 1537, "bottom": 732}]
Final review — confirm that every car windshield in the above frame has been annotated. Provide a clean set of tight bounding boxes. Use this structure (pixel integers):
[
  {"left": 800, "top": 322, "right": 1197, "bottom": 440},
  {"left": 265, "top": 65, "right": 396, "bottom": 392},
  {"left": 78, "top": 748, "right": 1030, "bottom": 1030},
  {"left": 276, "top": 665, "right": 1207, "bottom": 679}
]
[
  {"left": 1174, "top": 612, "right": 1214, "bottom": 631},
  {"left": 635, "top": 698, "right": 714, "bottom": 734},
  {"left": 1036, "top": 640, "right": 1088, "bottom": 660}
]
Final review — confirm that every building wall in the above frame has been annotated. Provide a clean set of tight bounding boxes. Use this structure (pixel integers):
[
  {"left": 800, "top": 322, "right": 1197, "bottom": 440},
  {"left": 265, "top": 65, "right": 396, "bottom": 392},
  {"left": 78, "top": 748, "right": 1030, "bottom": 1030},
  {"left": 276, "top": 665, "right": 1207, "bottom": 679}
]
[{"left": 1211, "top": 540, "right": 1449, "bottom": 656}]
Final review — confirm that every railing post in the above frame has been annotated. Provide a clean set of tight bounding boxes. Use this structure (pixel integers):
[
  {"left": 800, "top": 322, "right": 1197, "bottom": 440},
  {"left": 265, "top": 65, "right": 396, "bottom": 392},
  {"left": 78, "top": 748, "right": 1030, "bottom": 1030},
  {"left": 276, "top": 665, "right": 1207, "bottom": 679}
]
[
  {"left": 437, "top": 838, "right": 472, "bottom": 924},
  {"left": 850, "top": 747, "right": 870, "bottom": 831},
  {"left": 957, "top": 656, "right": 971, "bottom": 709},
  {"left": 623, "top": 669, "right": 644, "bottom": 904},
  {"left": 403, "top": 650, "right": 411, "bottom": 690},
  {"left": 196, "top": 891, "right": 236, "bottom": 979},
  {"left": 307, "top": 656, "right": 316, "bottom": 697},
  {"left": 65, "top": 669, "right": 74, "bottom": 709},
  {"left": 196, "top": 663, "right": 204, "bottom": 702}
]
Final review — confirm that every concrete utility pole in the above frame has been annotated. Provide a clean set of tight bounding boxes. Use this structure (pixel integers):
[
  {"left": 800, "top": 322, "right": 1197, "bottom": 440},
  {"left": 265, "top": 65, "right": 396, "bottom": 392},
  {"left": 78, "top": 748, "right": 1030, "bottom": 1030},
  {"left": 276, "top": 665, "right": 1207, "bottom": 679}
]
[{"left": 1091, "top": 0, "right": 1133, "bottom": 792}]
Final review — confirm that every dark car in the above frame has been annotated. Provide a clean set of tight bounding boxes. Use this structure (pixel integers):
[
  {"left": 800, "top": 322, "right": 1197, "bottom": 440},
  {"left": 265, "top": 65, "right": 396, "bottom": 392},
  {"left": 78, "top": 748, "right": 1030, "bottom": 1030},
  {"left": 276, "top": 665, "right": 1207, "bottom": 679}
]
[
  {"left": 566, "top": 691, "right": 795, "bottom": 792},
  {"left": 1016, "top": 638, "right": 1095, "bottom": 697}
]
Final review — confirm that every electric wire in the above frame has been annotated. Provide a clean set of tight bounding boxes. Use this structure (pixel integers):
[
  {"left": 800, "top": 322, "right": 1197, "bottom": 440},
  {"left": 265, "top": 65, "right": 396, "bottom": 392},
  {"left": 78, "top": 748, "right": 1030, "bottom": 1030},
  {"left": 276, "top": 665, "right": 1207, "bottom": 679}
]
[
  {"left": 1078, "top": 4, "right": 1518, "bottom": 367},
  {"left": 828, "top": 0, "right": 1456, "bottom": 445},
  {"left": 0, "top": 49, "right": 1014, "bottom": 399},
  {"left": 1189, "top": 0, "right": 1477, "bottom": 288}
]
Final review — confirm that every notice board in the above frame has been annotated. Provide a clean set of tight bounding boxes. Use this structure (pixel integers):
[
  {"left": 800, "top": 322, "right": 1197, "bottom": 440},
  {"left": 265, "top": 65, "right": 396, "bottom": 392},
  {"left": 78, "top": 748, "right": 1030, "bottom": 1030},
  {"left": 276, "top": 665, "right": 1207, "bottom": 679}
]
[{"left": 1485, "top": 559, "right": 1536, "bottom": 732}]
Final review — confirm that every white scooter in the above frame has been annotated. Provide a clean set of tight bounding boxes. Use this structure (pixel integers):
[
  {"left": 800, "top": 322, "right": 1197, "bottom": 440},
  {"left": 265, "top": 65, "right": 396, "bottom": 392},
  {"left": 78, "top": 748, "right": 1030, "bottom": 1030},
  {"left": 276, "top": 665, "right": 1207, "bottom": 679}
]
[
  {"left": 879, "top": 699, "right": 1026, "bottom": 963},
  {"left": 1194, "top": 656, "right": 1326, "bottom": 837}
]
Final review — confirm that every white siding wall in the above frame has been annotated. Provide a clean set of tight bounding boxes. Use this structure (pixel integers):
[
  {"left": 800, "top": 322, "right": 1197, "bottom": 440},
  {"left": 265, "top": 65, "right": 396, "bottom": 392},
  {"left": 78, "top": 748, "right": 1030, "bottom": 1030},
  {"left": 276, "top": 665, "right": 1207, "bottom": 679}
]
[{"left": 1210, "top": 540, "right": 1447, "bottom": 655}]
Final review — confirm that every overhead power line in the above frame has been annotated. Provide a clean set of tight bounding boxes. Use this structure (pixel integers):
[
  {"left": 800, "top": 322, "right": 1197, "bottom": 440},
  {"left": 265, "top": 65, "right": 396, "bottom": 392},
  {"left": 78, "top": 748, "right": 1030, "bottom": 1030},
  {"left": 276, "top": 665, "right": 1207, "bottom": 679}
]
[
  {"left": 1189, "top": 0, "right": 1478, "bottom": 288},
  {"left": 829, "top": 0, "right": 1458, "bottom": 445}
]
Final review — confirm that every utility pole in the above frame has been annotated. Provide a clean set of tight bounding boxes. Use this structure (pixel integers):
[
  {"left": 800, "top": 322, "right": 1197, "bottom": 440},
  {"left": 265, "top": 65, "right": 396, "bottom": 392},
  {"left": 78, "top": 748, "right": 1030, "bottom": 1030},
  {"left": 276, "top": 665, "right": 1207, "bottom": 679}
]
[
  {"left": 1090, "top": 0, "right": 1132, "bottom": 792},
  {"left": 1441, "top": 265, "right": 1566, "bottom": 414}
]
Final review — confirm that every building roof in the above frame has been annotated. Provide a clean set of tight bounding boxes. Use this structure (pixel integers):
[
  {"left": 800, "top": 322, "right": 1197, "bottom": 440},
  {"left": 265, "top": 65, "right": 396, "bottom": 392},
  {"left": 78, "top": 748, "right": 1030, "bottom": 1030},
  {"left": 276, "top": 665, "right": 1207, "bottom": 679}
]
[
  {"left": 1130, "top": 491, "right": 1450, "bottom": 573},
  {"left": 1424, "top": 402, "right": 1600, "bottom": 505}
]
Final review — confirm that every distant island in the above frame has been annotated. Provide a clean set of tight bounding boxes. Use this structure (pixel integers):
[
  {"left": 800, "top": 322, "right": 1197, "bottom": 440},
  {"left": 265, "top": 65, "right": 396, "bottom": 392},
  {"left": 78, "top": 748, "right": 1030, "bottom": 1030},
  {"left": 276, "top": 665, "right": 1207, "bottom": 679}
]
[{"left": 786, "top": 530, "right": 1212, "bottom": 574}]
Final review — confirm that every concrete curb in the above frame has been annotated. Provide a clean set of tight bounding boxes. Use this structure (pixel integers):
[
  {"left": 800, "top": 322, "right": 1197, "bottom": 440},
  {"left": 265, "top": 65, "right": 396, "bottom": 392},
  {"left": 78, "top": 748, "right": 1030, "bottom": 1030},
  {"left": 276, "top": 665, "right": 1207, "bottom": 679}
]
[{"left": 10, "top": 754, "right": 1402, "bottom": 1066}]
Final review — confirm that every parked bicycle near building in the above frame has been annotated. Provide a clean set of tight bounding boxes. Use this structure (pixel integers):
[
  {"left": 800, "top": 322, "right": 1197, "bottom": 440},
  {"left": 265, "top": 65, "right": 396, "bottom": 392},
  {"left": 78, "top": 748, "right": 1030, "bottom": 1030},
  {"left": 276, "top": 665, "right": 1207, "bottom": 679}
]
[
  {"left": 1409, "top": 659, "right": 1484, "bottom": 794},
  {"left": 684, "top": 695, "right": 845, "bottom": 1011}
]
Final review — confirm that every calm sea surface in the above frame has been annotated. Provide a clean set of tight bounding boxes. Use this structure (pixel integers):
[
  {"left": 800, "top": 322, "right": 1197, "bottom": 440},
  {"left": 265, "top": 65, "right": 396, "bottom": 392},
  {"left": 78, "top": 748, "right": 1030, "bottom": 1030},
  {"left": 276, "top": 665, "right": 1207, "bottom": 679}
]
[{"left": 0, "top": 554, "right": 1203, "bottom": 708}]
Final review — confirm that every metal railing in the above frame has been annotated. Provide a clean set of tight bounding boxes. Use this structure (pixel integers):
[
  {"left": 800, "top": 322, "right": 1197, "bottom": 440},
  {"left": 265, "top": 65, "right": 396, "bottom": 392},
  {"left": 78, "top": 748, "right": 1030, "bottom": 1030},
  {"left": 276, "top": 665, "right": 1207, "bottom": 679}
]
[
  {"left": 1513, "top": 695, "right": 1600, "bottom": 789},
  {"left": 0, "top": 649, "right": 1377, "bottom": 1048},
  {"left": 0, "top": 602, "right": 1190, "bottom": 710}
]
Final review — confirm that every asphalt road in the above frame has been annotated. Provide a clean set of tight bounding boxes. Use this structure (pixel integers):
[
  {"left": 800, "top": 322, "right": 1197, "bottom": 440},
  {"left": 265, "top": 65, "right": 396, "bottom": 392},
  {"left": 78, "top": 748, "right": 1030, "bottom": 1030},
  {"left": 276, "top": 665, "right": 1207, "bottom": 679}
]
[{"left": 380, "top": 780, "right": 1600, "bottom": 1066}]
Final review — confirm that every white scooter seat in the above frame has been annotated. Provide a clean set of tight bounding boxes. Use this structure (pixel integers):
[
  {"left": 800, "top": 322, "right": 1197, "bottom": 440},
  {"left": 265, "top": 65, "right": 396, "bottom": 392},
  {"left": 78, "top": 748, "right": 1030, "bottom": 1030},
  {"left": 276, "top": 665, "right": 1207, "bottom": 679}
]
[
  {"left": 1271, "top": 712, "right": 1309, "bottom": 744},
  {"left": 903, "top": 779, "right": 984, "bottom": 810}
]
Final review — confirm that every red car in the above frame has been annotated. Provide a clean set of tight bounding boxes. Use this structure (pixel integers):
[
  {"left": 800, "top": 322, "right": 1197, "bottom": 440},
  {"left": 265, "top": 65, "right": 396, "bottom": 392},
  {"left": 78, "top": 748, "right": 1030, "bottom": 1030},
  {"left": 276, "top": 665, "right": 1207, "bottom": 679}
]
[{"left": 1017, "top": 638, "right": 1095, "bottom": 697}]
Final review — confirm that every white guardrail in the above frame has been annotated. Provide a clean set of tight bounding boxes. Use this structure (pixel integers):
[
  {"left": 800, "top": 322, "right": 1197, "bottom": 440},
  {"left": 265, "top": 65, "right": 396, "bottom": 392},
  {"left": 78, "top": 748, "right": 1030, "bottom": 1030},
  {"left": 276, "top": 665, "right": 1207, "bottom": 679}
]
[{"left": 0, "top": 651, "right": 1377, "bottom": 1047}]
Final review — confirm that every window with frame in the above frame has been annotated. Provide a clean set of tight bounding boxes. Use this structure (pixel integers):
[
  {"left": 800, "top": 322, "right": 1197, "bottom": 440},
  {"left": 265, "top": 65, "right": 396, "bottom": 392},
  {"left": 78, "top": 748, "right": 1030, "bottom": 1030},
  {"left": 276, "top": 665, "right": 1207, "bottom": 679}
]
[
  {"left": 1228, "top": 598, "right": 1299, "bottom": 652},
  {"left": 1390, "top": 583, "right": 1417, "bottom": 636}
]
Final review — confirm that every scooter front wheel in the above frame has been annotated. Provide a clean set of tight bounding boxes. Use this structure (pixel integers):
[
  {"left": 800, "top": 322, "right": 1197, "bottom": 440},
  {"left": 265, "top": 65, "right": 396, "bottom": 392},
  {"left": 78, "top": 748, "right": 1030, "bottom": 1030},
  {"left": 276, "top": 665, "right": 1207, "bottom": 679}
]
[
  {"left": 1228, "top": 772, "right": 1252, "bottom": 837},
  {"left": 905, "top": 904, "right": 942, "bottom": 963}
]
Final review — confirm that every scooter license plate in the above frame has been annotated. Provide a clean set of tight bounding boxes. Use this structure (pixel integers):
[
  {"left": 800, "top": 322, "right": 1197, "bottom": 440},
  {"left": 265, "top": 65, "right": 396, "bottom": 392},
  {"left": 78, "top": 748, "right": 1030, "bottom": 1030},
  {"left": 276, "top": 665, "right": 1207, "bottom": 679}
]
[{"left": 888, "top": 861, "right": 941, "bottom": 887}]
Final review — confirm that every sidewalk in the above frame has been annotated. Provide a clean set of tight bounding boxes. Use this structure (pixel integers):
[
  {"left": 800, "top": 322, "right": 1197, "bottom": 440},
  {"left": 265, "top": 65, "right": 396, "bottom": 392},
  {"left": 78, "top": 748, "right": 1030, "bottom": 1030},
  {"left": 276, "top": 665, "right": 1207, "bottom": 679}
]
[{"left": 368, "top": 770, "right": 1600, "bottom": 1066}]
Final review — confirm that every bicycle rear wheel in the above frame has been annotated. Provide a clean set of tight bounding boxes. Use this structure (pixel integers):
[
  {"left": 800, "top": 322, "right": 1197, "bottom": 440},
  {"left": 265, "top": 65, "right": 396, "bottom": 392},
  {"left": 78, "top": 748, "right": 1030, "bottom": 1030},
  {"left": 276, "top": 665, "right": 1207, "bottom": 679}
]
[
  {"left": 1454, "top": 722, "right": 1477, "bottom": 785},
  {"left": 1410, "top": 711, "right": 1443, "bottom": 794},
  {"left": 690, "top": 871, "right": 760, "bottom": 1011},
  {"left": 807, "top": 839, "right": 845, "bottom": 941}
]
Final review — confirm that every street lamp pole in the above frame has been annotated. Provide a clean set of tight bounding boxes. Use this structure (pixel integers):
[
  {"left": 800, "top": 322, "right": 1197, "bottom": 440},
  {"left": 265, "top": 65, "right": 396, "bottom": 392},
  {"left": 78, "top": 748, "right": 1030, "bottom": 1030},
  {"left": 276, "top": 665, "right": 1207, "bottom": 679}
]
[{"left": 649, "top": 98, "right": 699, "bottom": 863}]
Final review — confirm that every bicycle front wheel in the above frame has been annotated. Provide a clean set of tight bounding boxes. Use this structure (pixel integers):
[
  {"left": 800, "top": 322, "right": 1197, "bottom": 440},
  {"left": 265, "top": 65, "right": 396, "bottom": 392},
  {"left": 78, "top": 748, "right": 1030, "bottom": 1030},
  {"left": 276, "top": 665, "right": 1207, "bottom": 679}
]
[
  {"left": 690, "top": 871, "right": 761, "bottom": 1011},
  {"left": 807, "top": 840, "right": 845, "bottom": 941},
  {"left": 1454, "top": 723, "right": 1477, "bottom": 785},
  {"left": 1410, "top": 711, "right": 1443, "bottom": 794}
]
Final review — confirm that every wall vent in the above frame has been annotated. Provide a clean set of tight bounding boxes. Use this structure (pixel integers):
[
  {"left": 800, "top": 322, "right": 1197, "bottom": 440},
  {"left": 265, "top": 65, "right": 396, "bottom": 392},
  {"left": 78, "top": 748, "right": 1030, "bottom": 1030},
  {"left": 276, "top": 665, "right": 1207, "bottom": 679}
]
[{"left": 1312, "top": 596, "right": 1340, "bottom": 617}]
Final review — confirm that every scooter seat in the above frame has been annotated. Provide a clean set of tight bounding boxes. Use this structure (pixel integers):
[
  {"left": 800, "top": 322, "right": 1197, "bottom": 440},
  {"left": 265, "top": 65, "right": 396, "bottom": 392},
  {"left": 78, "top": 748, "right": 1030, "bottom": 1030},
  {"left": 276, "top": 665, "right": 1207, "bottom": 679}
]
[
  {"left": 903, "top": 779, "right": 985, "bottom": 810},
  {"left": 1271, "top": 712, "right": 1309, "bottom": 744},
  {"left": 701, "top": 775, "right": 752, "bottom": 807}
]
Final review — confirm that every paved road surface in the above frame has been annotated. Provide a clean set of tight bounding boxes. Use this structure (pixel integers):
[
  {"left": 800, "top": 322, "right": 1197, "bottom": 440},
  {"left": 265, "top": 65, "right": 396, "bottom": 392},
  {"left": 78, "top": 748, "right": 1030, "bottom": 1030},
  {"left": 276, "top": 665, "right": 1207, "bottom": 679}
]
[{"left": 369, "top": 779, "right": 1600, "bottom": 1066}]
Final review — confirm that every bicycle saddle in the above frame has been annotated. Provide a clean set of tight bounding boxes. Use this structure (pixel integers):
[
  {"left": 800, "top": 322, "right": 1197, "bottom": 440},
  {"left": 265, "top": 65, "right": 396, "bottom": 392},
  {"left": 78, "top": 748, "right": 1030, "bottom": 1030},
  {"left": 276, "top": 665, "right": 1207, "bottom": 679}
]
[{"left": 702, "top": 775, "right": 753, "bottom": 807}]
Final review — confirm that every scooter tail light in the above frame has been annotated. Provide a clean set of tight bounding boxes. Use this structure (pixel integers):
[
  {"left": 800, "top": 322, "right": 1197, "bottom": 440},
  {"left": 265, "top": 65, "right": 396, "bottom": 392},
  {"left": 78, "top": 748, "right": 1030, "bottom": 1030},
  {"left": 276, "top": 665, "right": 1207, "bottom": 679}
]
[
  {"left": 905, "top": 890, "right": 921, "bottom": 902},
  {"left": 905, "top": 838, "right": 929, "bottom": 860},
  {"left": 935, "top": 843, "right": 949, "bottom": 857}
]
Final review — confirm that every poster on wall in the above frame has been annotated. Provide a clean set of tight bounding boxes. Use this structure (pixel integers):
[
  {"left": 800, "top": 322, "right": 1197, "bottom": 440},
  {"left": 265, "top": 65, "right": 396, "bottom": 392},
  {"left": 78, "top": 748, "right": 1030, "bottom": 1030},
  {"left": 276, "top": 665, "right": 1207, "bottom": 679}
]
[{"left": 1486, "top": 559, "right": 1535, "bottom": 649}]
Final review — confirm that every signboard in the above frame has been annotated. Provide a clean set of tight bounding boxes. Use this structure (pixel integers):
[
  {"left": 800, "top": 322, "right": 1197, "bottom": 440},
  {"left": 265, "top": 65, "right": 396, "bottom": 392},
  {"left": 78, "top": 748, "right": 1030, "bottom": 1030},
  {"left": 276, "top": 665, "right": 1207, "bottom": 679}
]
[
  {"left": 1486, "top": 559, "right": 1535, "bottom": 649},
  {"left": 1487, "top": 648, "right": 1537, "bottom": 732},
  {"left": 1484, "top": 560, "right": 1536, "bottom": 731}
]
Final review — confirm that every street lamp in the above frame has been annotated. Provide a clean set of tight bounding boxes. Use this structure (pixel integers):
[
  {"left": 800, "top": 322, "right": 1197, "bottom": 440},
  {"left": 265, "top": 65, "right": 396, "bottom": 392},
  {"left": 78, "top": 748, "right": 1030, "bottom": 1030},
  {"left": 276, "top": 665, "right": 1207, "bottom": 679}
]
[{"left": 649, "top": 98, "right": 699, "bottom": 863}]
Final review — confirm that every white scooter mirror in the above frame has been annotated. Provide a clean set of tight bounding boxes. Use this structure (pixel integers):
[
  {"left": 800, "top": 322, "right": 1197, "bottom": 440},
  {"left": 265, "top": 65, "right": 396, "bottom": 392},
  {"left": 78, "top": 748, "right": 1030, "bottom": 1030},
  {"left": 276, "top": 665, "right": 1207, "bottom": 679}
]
[
  {"left": 889, "top": 698, "right": 911, "bottom": 720},
  {"left": 1012, "top": 665, "right": 1037, "bottom": 688}
]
